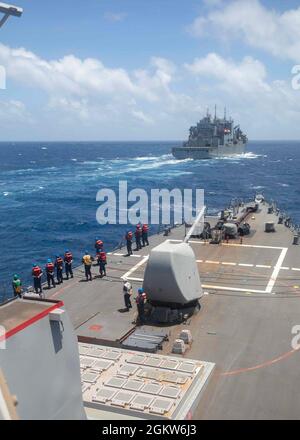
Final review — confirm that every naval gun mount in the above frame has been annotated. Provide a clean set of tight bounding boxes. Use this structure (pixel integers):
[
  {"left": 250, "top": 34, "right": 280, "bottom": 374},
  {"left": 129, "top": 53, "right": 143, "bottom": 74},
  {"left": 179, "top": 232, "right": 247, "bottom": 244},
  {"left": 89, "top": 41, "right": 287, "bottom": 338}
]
[{"left": 143, "top": 241, "right": 203, "bottom": 324}]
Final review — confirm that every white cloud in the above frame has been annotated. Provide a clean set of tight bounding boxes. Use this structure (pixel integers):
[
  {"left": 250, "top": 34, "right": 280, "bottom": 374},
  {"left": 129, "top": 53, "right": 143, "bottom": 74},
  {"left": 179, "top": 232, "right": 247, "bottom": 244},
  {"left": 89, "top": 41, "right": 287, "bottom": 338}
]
[
  {"left": 1, "top": 42, "right": 300, "bottom": 140},
  {"left": 185, "top": 53, "right": 271, "bottom": 93},
  {"left": 0, "top": 99, "right": 33, "bottom": 124},
  {"left": 185, "top": 52, "right": 300, "bottom": 139},
  {"left": 188, "top": 0, "right": 300, "bottom": 63},
  {"left": 0, "top": 43, "right": 187, "bottom": 129}
]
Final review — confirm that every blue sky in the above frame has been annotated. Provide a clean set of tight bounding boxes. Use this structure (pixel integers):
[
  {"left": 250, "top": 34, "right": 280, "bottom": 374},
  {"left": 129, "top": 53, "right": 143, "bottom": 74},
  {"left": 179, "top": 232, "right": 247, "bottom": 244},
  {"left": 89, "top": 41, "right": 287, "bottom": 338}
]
[{"left": 0, "top": 0, "right": 300, "bottom": 140}]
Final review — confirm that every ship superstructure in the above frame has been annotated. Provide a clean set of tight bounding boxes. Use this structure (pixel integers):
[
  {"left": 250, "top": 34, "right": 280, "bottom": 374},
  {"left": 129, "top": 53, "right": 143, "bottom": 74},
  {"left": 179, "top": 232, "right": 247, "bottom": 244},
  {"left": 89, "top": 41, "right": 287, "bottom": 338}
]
[{"left": 172, "top": 108, "right": 248, "bottom": 160}]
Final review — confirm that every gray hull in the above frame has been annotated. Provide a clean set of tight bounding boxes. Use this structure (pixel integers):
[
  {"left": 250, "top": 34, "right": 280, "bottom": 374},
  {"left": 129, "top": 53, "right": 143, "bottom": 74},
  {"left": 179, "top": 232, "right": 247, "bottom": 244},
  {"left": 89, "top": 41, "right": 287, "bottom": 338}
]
[{"left": 172, "top": 143, "right": 246, "bottom": 160}]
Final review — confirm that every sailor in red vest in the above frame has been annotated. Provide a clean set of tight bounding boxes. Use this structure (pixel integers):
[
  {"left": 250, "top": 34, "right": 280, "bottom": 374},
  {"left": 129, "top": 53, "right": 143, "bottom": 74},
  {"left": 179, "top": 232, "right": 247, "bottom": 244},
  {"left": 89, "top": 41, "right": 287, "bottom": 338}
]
[
  {"left": 135, "top": 225, "right": 142, "bottom": 251},
  {"left": 95, "top": 238, "right": 104, "bottom": 265},
  {"left": 142, "top": 224, "right": 149, "bottom": 247},
  {"left": 64, "top": 250, "right": 74, "bottom": 280},
  {"left": 55, "top": 255, "right": 64, "bottom": 284},
  {"left": 32, "top": 264, "right": 43, "bottom": 295},
  {"left": 98, "top": 250, "right": 107, "bottom": 277},
  {"left": 135, "top": 288, "right": 147, "bottom": 324},
  {"left": 95, "top": 238, "right": 104, "bottom": 252},
  {"left": 125, "top": 230, "right": 133, "bottom": 256},
  {"left": 45, "top": 259, "right": 56, "bottom": 289}
]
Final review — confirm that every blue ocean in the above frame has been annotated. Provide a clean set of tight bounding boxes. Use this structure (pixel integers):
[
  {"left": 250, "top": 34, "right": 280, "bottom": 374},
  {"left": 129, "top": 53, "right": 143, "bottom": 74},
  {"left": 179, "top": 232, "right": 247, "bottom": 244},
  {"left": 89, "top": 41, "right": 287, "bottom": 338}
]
[{"left": 0, "top": 141, "right": 299, "bottom": 302}]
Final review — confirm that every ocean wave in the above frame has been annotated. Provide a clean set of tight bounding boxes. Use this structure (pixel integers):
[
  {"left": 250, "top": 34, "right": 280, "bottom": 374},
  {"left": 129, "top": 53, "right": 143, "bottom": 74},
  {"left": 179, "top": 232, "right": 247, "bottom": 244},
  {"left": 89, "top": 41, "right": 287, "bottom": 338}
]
[{"left": 216, "top": 152, "right": 266, "bottom": 161}]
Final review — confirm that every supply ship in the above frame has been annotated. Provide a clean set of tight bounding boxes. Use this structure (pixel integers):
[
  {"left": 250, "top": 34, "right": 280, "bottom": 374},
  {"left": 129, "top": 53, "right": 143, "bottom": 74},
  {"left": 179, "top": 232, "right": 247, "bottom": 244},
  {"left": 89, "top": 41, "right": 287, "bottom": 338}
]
[
  {"left": 172, "top": 109, "right": 248, "bottom": 160},
  {"left": 1, "top": 4, "right": 300, "bottom": 421}
]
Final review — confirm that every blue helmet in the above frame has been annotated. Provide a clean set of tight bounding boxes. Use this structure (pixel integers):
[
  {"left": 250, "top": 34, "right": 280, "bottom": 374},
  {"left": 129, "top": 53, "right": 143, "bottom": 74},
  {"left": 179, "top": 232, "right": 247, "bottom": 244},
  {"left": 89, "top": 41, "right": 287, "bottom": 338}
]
[
  {"left": 85, "top": 250, "right": 89, "bottom": 255},
  {"left": 32, "top": 263, "right": 36, "bottom": 267},
  {"left": 65, "top": 250, "right": 69, "bottom": 253},
  {"left": 47, "top": 258, "right": 52, "bottom": 263},
  {"left": 138, "top": 288, "right": 144, "bottom": 294}
]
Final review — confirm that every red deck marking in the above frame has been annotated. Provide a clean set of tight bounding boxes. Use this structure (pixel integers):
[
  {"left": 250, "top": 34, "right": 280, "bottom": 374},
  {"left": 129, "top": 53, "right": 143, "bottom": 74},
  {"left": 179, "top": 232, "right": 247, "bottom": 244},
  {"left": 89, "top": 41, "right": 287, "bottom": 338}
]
[
  {"left": 50, "top": 280, "right": 78, "bottom": 299},
  {"left": 0, "top": 301, "right": 64, "bottom": 342},
  {"left": 220, "top": 346, "right": 300, "bottom": 377},
  {"left": 89, "top": 325, "right": 102, "bottom": 332}
]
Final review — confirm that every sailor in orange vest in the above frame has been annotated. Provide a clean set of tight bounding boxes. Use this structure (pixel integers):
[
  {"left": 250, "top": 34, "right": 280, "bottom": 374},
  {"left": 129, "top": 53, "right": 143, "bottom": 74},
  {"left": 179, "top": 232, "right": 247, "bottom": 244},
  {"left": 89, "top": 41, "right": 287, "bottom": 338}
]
[
  {"left": 135, "top": 225, "right": 142, "bottom": 251},
  {"left": 125, "top": 230, "right": 133, "bottom": 256},
  {"left": 142, "top": 224, "right": 149, "bottom": 247},
  {"left": 95, "top": 238, "right": 104, "bottom": 251},
  {"left": 82, "top": 251, "right": 93, "bottom": 281},
  {"left": 95, "top": 239, "right": 104, "bottom": 265},
  {"left": 135, "top": 288, "right": 147, "bottom": 324},
  {"left": 55, "top": 255, "right": 64, "bottom": 284},
  {"left": 45, "top": 259, "right": 56, "bottom": 289},
  {"left": 98, "top": 250, "right": 107, "bottom": 277},
  {"left": 32, "top": 264, "right": 43, "bottom": 295},
  {"left": 64, "top": 250, "right": 74, "bottom": 279}
]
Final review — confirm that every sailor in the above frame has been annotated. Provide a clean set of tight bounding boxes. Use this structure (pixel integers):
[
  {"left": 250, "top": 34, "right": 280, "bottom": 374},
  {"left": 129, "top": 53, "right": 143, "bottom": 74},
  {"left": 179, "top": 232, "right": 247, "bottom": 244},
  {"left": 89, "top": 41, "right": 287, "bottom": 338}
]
[
  {"left": 82, "top": 251, "right": 93, "bottom": 281},
  {"left": 237, "top": 224, "right": 244, "bottom": 244},
  {"left": 45, "top": 259, "right": 56, "bottom": 289},
  {"left": 32, "top": 264, "right": 43, "bottom": 295},
  {"left": 98, "top": 250, "right": 107, "bottom": 278},
  {"left": 135, "top": 288, "right": 147, "bottom": 324},
  {"left": 125, "top": 230, "right": 133, "bottom": 256},
  {"left": 142, "top": 224, "right": 149, "bottom": 247},
  {"left": 123, "top": 278, "right": 132, "bottom": 311},
  {"left": 64, "top": 250, "right": 74, "bottom": 279},
  {"left": 12, "top": 274, "right": 22, "bottom": 298},
  {"left": 55, "top": 255, "right": 64, "bottom": 284},
  {"left": 135, "top": 225, "right": 142, "bottom": 251}
]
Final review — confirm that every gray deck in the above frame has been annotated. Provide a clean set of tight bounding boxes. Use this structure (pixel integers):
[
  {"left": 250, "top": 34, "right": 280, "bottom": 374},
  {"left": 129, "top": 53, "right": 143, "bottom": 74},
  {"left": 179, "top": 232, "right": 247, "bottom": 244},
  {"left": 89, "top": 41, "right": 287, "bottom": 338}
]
[{"left": 43, "top": 203, "right": 300, "bottom": 419}]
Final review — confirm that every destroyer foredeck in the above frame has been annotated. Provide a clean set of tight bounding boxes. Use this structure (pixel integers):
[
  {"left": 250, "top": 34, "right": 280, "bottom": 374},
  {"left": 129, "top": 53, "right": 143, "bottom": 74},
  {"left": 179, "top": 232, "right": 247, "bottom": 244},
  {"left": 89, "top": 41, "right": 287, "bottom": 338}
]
[{"left": 38, "top": 202, "right": 300, "bottom": 419}]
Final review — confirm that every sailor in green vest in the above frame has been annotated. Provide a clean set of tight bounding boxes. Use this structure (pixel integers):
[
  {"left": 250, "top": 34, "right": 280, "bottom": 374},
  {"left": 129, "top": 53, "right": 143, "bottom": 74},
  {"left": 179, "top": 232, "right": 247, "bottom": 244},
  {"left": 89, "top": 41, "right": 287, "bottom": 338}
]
[{"left": 12, "top": 274, "right": 22, "bottom": 298}]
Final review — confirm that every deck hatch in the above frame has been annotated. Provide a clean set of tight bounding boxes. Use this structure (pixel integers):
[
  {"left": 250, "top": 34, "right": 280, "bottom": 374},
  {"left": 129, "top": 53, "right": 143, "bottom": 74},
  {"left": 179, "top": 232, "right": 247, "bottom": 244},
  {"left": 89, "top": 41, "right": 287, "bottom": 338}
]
[
  {"left": 102, "top": 351, "right": 122, "bottom": 361},
  {"left": 127, "top": 354, "right": 146, "bottom": 365},
  {"left": 130, "top": 395, "right": 154, "bottom": 411},
  {"left": 93, "top": 388, "right": 116, "bottom": 403},
  {"left": 144, "top": 357, "right": 162, "bottom": 368},
  {"left": 105, "top": 377, "right": 126, "bottom": 389},
  {"left": 123, "top": 379, "right": 144, "bottom": 392},
  {"left": 150, "top": 398, "right": 173, "bottom": 414},
  {"left": 80, "top": 357, "right": 96, "bottom": 368},
  {"left": 82, "top": 371, "right": 99, "bottom": 383},
  {"left": 178, "top": 362, "right": 197, "bottom": 373},
  {"left": 117, "top": 365, "right": 139, "bottom": 376},
  {"left": 141, "top": 382, "right": 162, "bottom": 395},
  {"left": 111, "top": 391, "right": 134, "bottom": 407},
  {"left": 92, "top": 359, "right": 114, "bottom": 371},
  {"left": 159, "top": 385, "right": 181, "bottom": 399}
]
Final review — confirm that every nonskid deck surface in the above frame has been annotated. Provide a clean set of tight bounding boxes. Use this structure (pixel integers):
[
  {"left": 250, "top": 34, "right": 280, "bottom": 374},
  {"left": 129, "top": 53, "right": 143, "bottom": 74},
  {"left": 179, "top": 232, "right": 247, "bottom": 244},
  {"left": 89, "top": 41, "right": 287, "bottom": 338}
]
[{"left": 42, "top": 203, "right": 300, "bottom": 419}]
